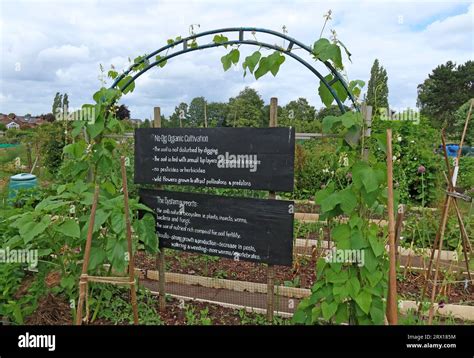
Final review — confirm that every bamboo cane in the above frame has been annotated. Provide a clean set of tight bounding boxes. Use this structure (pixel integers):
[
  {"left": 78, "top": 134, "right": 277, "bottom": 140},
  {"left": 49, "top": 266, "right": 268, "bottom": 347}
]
[
  {"left": 76, "top": 185, "right": 100, "bottom": 325},
  {"left": 386, "top": 129, "right": 398, "bottom": 324},
  {"left": 121, "top": 156, "right": 139, "bottom": 324}
]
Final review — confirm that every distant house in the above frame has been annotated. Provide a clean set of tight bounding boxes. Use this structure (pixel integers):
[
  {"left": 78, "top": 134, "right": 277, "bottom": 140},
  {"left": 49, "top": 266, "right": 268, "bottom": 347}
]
[
  {"left": 6, "top": 121, "right": 20, "bottom": 130},
  {"left": 0, "top": 113, "right": 45, "bottom": 129}
]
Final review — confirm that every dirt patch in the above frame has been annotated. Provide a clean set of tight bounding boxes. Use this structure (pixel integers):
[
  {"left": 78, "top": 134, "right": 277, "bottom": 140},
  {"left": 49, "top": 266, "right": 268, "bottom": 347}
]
[
  {"left": 23, "top": 291, "right": 283, "bottom": 325},
  {"left": 397, "top": 271, "right": 473, "bottom": 305},
  {"left": 134, "top": 250, "right": 317, "bottom": 288},
  {"left": 25, "top": 294, "right": 74, "bottom": 325},
  {"left": 135, "top": 250, "right": 473, "bottom": 305}
]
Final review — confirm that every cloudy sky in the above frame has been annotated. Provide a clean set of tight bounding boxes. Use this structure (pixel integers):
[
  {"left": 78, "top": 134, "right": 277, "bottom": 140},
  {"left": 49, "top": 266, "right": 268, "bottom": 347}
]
[{"left": 0, "top": 0, "right": 472, "bottom": 119}]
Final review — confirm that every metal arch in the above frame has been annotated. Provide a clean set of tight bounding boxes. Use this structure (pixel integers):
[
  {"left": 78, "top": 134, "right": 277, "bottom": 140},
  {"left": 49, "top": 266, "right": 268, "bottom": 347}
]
[{"left": 110, "top": 27, "right": 358, "bottom": 113}]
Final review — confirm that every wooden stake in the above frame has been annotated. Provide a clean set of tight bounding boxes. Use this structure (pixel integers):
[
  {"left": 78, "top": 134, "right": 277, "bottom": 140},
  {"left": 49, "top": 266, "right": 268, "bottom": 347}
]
[
  {"left": 386, "top": 128, "right": 398, "bottom": 325},
  {"left": 121, "top": 156, "right": 139, "bottom": 324},
  {"left": 153, "top": 107, "right": 161, "bottom": 129},
  {"left": 26, "top": 143, "right": 32, "bottom": 172},
  {"left": 154, "top": 106, "right": 166, "bottom": 312},
  {"left": 76, "top": 184, "right": 100, "bottom": 325},
  {"left": 266, "top": 97, "right": 278, "bottom": 323}
]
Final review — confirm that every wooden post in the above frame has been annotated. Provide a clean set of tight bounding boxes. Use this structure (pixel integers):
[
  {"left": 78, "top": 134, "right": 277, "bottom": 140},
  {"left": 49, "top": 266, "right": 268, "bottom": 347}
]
[
  {"left": 154, "top": 106, "right": 166, "bottom": 312},
  {"left": 266, "top": 97, "right": 278, "bottom": 323},
  {"left": 386, "top": 129, "right": 398, "bottom": 325},
  {"left": 76, "top": 185, "right": 100, "bottom": 325},
  {"left": 26, "top": 143, "right": 32, "bottom": 172},
  {"left": 153, "top": 107, "right": 161, "bottom": 129},
  {"left": 121, "top": 156, "right": 139, "bottom": 324}
]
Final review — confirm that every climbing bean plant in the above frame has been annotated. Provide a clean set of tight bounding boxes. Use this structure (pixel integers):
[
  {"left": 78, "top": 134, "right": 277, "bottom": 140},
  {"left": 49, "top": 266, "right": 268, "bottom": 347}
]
[{"left": 292, "top": 115, "right": 392, "bottom": 325}]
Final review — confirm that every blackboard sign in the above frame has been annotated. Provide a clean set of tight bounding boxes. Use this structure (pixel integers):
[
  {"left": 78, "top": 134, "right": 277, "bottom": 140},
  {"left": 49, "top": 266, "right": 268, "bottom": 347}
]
[
  {"left": 134, "top": 127, "right": 295, "bottom": 192},
  {"left": 139, "top": 189, "right": 294, "bottom": 266}
]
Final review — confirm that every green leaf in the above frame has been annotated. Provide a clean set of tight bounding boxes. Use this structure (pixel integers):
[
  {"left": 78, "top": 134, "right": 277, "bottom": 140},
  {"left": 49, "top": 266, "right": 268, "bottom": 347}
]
[
  {"left": 88, "top": 246, "right": 106, "bottom": 271},
  {"left": 93, "top": 88, "right": 121, "bottom": 104},
  {"left": 155, "top": 55, "right": 167, "bottom": 68},
  {"left": 368, "top": 234, "right": 385, "bottom": 257},
  {"left": 348, "top": 80, "right": 365, "bottom": 99},
  {"left": 355, "top": 289, "right": 372, "bottom": 315},
  {"left": 331, "top": 224, "right": 350, "bottom": 242},
  {"left": 321, "top": 301, "right": 338, "bottom": 320},
  {"left": 319, "top": 75, "right": 334, "bottom": 107},
  {"left": 221, "top": 49, "right": 240, "bottom": 71},
  {"left": 254, "top": 56, "right": 270, "bottom": 79},
  {"left": 333, "top": 284, "right": 349, "bottom": 298},
  {"left": 346, "top": 276, "right": 361, "bottom": 299},
  {"left": 314, "top": 182, "right": 334, "bottom": 205},
  {"left": 21, "top": 219, "right": 49, "bottom": 243},
  {"left": 338, "top": 188, "right": 357, "bottom": 214},
  {"left": 344, "top": 125, "right": 361, "bottom": 148},
  {"left": 326, "top": 268, "right": 348, "bottom": 284},
  {"left": 138, "top": 213, "right": 158, "bottom": 254},
  {"left": 213, "top": 34, "right": 229, "bottom": 48},
  {"left": 268, "top": 51, "right": 285, "bottom": 76},
  {"left": 55, "top": 219, "right": 80, "bottom": 239},
  {"left": 313, "top": 38, "right": 343, "bottom": 69},
  {"left": 370, "top": 297, "right": 385, "bottom": 324},
  {"left": 363, "top": 249, "right": 378, "bottom": 272},
  {"left": 349, "top": 214, "right": 363, "bottom": 229},
  {"left": 321, "top": 115, "right": 341, "bottom": 133},
  {"left": 87, "top": 120, "right": 105, "bottom": 139},
  {"left": 71, "top": 120, "right": 86, "bottom": 137},
  {"left": 117, "top": 76, "right": 135, "bottom": 94},
  {"left": 362, "top": 170, "right": 379, "bottom": 193},
  {"left": 63, "top": 140, "right": 87, "bottom": 159},
  {"left": 107, "top": 70, "right": 118, "bottom": 79},
  {"left": 292, "top": 308, "right": 307, "bottom": 324},
  {"left": 365, "top": 270, "right": 383, "bottom": 287},
  {"left": 351, "top": 230, "right": 369, "bottom": 250},
  {"left": 320, "top": 192, "right": 340, "bottom": 212},
  {"left": 242, "top": 51, "right": 261, "bottom": 76},
  {"left": 333, "top": 80, "right": 348, "bottom": 103},
  {"left": 106, "top": 237, "right": 127, "bottom": 272},
  {"left": 334, "top": 303, "right": 349, "bottom": 324}
]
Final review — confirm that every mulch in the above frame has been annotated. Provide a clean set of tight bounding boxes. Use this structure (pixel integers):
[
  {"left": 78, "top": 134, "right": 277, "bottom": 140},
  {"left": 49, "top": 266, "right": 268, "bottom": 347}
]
[
  {"left": 134, "top": 250, "right": 473, "bottom": 305},
  {"left": 134, "top": 250, "right": 317, "bottom": 288},
  {"left": 23, "top": 292, "right": 279, "bottom": 325}
]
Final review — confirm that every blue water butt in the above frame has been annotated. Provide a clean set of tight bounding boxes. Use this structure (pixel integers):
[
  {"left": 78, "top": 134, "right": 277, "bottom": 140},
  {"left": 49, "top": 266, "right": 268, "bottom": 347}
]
[{"left": 8, "top": 173, "right": 38, "bottom": 200}]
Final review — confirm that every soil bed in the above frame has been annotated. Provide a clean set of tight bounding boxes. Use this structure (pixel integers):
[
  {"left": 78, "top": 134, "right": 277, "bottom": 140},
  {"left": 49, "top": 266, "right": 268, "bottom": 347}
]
[{"left": 135, "top": 251, "right": 473, "bottom": 305}]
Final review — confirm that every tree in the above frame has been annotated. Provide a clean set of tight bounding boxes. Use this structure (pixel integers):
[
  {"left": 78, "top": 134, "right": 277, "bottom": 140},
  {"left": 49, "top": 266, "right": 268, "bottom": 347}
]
[
  {"left": 142, "top": 119, "right": 151, "bottom": 128},
  {"left": 51, "top": 92, "right": 63, "bottom": 118},
  {"left": 366, "top": 59, "right": 389, "bottom": 114},
  {"left": 453, "top": 100, "right": 474, "bottom": 145},
  {"left": 207, "top": 102, "right": 229, "bottom": 127},
  {"left": 116, "top": 104, "right": 130, "bottom": 120},
  {"left": 417, "top": 61, "right": 474, "bottom": 132},
  {"left": 168, "top": 102, "right": 189, "bottom": 127},
  {"left": 226, "top": 87, "right": 264, "bottom": 127},
  {"left": 315, "top": 104, "right": 351, "bottom": 120},
  {"left": 63, "top": 93, "right": 69, "bottom": 112},
  {"left": 279, "top": 98, "right": 316, "bottom": 124},
  {"left": 42, "top": 113, "right": 56, "bottom": 123},
  {"left": 188, "top": 97, "right": 206, "bottom": 127},
  {"left": 0, "top": 123, "right": 6, "bottom": 131}
]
